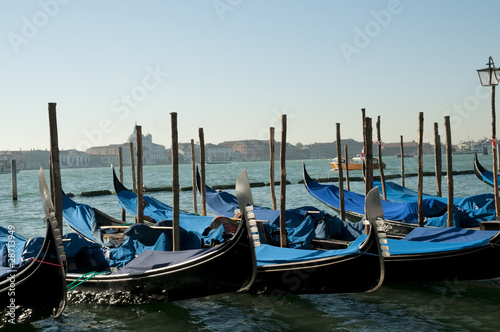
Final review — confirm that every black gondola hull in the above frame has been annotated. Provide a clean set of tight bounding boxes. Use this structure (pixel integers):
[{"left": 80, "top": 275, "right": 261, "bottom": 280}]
[
  {"left": 250, "top": 225, "right": 384, "bottom": 295},
  {"left": 66, "top": 218, "right": 256, "bottom": 304},
  {"left": 0, "top": 221, "right": 66, "bottom": 324},
  {"left": 385, "top": 234, "right": 500, "bottom": 282}
]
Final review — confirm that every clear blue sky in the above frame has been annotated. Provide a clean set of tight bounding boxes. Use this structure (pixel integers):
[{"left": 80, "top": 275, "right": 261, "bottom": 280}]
[{"left": 1, "top": 0, "right": 499, "bottom": 151}]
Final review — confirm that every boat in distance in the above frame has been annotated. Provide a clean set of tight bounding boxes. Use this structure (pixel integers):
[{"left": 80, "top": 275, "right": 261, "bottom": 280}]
[{"left": 329, "top": 156, "right": 385, "bottom": 171}]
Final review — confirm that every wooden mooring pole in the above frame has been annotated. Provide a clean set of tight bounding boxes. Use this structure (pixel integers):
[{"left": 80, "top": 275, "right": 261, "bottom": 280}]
[
  {"left": 190, "top": 139, "right": 198, "bottom": 214},
  {"left": 444, "top": 116, "right": 454, "bottom": 227},
  {"left": 417, "top": 112, "right": 424, "bottom": 227},
  {"left": 171, "top": 113, "right": 180, "bottom": 251},
  {"left": 11, "top": 160, "right": 17, "bottom": 201},
  {"left": 400, "top": 135, "right": 405, "bottom": 187},
  {"left": 376, "top": 116, "right": 386, "bottom": 200},
  {"left": 136, "top": 125, "right": 144, "bottom": 224},
  {"left": 363, "top": 117, "right": 373, "bottom": 235},
  {"left": 344, "top": 144, "right": 350, "bottom": 191},
  {"left": 280, "top": 115, "right": 288, "bottom": 248},
  {"left": 434, "top": 122, "right": 442, "bottom": 197},
  {"left": 129, "top": 142, "right": 137, "bottom": 193},
  {"left": 119, "top": 147, "right": 125, "bottom": 221},
  {"left": 269, "top": 127, "right": 277, "bottom": 210},
  {"left": 336, "top": 123, "right": 345, "bottom": 220},
  {"left": 199, "top": 128, "right": 206, "bottom": 216}
]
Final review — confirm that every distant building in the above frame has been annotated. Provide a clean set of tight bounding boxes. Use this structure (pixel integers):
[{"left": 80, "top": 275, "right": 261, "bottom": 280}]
[
  {"left": 86, "top": 126, "right": 168, "bottom": 166},
  {"left": 60, "top": 150, "right": 90, "bottom": 168}
]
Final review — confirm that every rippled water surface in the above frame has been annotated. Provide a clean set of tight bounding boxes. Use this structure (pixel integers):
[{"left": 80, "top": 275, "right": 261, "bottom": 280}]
[{"left": 2, "top": 155, "right": 500, "bottom": 331}]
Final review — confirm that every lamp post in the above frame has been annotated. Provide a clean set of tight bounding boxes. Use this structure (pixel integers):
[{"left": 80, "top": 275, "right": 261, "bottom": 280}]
[{"left": 477, "top": 56, "right": 500, "bottom": 218}]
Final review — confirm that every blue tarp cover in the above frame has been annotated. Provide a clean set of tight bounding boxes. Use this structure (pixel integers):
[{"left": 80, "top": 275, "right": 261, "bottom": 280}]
[
  {"left": 204, "top": 186, "right": 282, "bottom": 225},
  {"left": 116, "top": 188, "right": 213, "bottom": 234},
  {"left": 402, "top": 227, "right": 498, "bottom": 243},
  {"left": 305, "top": 178, "right": 447, "bottom": 223},
  {"left": 255, "top": 234, "right": 367, "bottom": 266},
  {"left": 374, "top": 180, "right": 464, "bottom": 205},
  {"left": 0, "top": 226, "right": 27, "bottom": 267},
  {"left": 373, "top": 181, "right": 496, "bottom": 228},
  {"left": 63, "top": 193, "right": 114, "bottom": 247},
  {"left": 425, "top": 194, "right": 496, "bottom": 228},
  {"left": 111, "top": 247, "right": 213, "bottom": 275}
]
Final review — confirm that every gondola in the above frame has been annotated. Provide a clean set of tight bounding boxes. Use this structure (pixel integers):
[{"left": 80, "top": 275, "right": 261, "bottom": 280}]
[
  {"left": 372, "top": 179, "right": 496, "bottom": 228},
  {"left": 474, "top": 151, "right": 499, "bottom": 188},
  {"left": 303, "top": 163, "right": 446, "bottom": 237},
  {"left": 0, "top": 168, "right": 66, "bottom": 325},
  {"left": 195, "top": 166, "right": 500, "bottom": 283},
  {"left": 59, "top": 190, "right": 256, "bottom": 304},
  {"left": 305, "top": 165, "right": 500, "bottom": 282},
  {"left": 115, "top": 169, "right": 386, "bottom": 295}
]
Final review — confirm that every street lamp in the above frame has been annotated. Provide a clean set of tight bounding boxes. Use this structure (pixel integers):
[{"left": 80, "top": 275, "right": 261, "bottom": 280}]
[{"left": 477, "top": 56, "right": 500, "bottom": 218}]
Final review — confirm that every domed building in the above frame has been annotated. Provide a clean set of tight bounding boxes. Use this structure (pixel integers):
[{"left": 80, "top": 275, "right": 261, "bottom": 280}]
[
  {"left": 124, "top": 126, "right": 168, "bottom": 165},
  {"left": 86, "top": 126, "right": 168, "bottom": 166}
]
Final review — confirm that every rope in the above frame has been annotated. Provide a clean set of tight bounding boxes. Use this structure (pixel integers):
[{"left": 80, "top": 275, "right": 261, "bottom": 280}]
[
  {"left": 30, "top": 258, "right": 62, "bottom": 267},
  {"left": 67, "top": 271, "right": 109, "bottom": 291}
]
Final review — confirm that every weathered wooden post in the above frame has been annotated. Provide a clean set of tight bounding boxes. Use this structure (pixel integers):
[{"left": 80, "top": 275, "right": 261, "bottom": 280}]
[
  {"left": 336, "top": 123, "right": 345, "bottom": 220},
  {"left": 434, "top": 122, "right": 442, "bottom": 197},
  {"left": 444, "top": 116, "right": 454, "bottom": 227},
  {"left": 417, "top": 112, "right": 424, "bottom": 227},
  {"left": 376, "top": 116, "right": 386, "bottom": 200},
  {"left": 171, "top": 113, "right": 180, "bottom": 251},
  {"left": 190, "top": 139, "right": 198, "bottom": 214},
  {"left": 269, "top": 127, "right": 277, "bottom": 210},
  {"left": 364, "top": 117, "right": 373, "bottom": 193},
  {"left": 280, "top": 115, "right": 288, "bottom": 248},
  {"left": 363, "top": 117, "right": 373, "bottom": 235},
  {"left": 129, "top": 142, "right": 137, "bottom": 193},
  {"left": 119, "top": 147, "right": 125, "bottom": 221},
  {"left": 400, "top": 135, "right": 405, "bottom": 187},
  {"left": 48, "top": 102, "right": 63, "bottom": 231},
  {"left": 344, "top": 144, "right": 350, "bottom": 191},
  {"left": 11, "top": 160, "right": 17, "bottom": 201},
  {"left": 199, "top": 128, "right": 206, "bottom": 216},
  {"left": 136, "top": 125, "right": 144, "bottom": 224}
]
